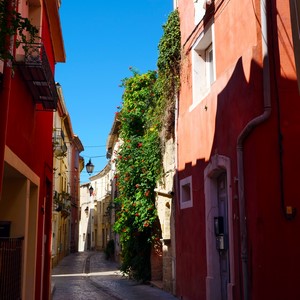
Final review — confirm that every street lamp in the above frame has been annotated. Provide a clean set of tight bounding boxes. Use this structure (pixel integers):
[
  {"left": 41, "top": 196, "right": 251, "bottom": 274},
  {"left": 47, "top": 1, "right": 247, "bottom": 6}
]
[
  {"left": 84, "top": 206, "right": 89, "bottom": 216},
  {"left": 86, "top": 159, "right": 94, "bottom": 175},
  {"left": 89, "top": 185, "right": 94, "bottom": 196}
]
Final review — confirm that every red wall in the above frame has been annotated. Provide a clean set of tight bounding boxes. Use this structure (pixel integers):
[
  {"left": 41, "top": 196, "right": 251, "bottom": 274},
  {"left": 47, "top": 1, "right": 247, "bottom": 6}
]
[
  {"left": 3, "top": 6, "right": 57, "bottom": 300},
  {"left": 176, "top": 0, "right": 300, "bottom": 299}
]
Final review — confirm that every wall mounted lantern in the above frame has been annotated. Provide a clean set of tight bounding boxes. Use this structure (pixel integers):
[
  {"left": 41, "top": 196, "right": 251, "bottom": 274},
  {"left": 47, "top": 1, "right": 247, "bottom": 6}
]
[
  {"left": 89, "top": 185, "right": 94, "bottom": 196},
  {"left": 86, "top": 159, "right": 94, "bottom": 175},
  {"left": 84, "top": 206, "right": 89, "bottom": 216}
]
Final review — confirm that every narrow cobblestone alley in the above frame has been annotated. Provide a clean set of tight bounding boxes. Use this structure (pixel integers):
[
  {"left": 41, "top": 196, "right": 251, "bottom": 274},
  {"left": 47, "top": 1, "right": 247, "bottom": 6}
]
[{"left": 51, "top": 252, "right": 178, "bottom": 300}]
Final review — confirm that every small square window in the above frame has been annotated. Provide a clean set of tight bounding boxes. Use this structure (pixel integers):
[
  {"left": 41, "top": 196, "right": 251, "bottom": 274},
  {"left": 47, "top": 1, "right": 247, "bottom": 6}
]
[{"left": 180, "top": 176, "right": 193, "bottom": 209}]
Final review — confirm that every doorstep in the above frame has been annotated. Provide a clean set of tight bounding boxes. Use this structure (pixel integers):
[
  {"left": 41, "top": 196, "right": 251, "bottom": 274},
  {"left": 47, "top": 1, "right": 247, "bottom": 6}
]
[{"left": 150, "top": 280, "right": 163, "bottom": 289}]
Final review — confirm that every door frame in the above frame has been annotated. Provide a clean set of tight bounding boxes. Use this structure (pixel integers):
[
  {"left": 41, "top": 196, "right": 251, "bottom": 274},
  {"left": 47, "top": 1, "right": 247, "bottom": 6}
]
[{"left": 204, "top": 154, "right": 235, "bottom": 300}]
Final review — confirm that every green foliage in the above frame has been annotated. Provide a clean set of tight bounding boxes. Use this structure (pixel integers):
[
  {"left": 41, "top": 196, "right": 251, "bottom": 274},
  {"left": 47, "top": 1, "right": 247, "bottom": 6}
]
[
  {"left": 156, "top": 9, "right": 181, "bottom": 139},
  {"left": 157, "top": 9, "right": 181, "bottom": 78},
  {"left": 119, "top": 230, "right": 152, "bottom": 281},
  {"left": 113, "top": 70, "right": 161, "bottom": 282},
  {"left": 0, "top": 0, "right": 39, "bottom": 61},
  {"left": 113, "top": 9, "right": 181, "bottom": 282}
]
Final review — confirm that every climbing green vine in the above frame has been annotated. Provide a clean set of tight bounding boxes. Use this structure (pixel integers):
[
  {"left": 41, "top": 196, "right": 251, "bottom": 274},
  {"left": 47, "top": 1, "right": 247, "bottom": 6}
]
[
  {"left": 113, "top": 9, "right": 181, "bottom": 282},
  {"left": 113, "top": 69, "right": 161, "bottom": 281},
  {"left": 156, "top": 9, "right": 181, "bottom": 139}
]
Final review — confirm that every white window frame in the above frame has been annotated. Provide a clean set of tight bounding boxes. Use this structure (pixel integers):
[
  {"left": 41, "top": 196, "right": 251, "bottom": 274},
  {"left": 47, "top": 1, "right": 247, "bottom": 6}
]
[
  {"left": 191, "top": 23, "right": 215, "bottom": 110},
  {"left": 194, "top": 0, "right": 206, "bottom": 24},
  {"left": 205, "top": 43, "right": 214, "bottom": 86},
  {"left": 180, "top": 176, "right": 193, "bottom": 209}
]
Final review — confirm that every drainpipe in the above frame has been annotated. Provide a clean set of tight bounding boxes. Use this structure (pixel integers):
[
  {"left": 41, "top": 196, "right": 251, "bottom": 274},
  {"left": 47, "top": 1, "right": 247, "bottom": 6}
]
[{"left": 236, "top": 0, "right": 271, "bottom": 299}]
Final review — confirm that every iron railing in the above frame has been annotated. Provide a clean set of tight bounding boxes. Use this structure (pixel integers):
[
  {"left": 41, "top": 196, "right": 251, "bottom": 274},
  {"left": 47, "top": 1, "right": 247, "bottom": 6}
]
[
  {"left": 16, "top": 43, "right": 58, "bottom": 110},
  {"left": 0, "top": 237, "right": 24, "bottom": 300},
  {"left": 53, "top": 128, "right": 67, "bottom": 157}
]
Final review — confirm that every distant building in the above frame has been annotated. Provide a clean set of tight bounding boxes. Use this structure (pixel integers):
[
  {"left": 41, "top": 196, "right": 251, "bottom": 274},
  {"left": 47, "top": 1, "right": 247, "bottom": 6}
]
[
  {"left": 78, "top": 164, "right": 112, "bottom": 253},
  {"left": 70, "top": 135, "right": 85, "bottom": 253},
  {"left": 89, "top": 164, "right": 112, "bottom": 251},
  {"left": 52, "top": 85, "right": 84, "bottom": 267},
  {"left": 106, "top": 116, "right": 121, "bottom": 261},
  {"left": 78, "top": 116, "right": 120, "bottom": 256},
  {"left": 79, "top": 183, "right": 94, "bottom": 251}
]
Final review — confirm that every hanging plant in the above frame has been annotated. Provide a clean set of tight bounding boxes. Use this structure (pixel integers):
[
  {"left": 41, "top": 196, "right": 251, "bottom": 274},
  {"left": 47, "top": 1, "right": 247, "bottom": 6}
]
[{"left": 0, "top": 0, "right": 39, "bottom": 61}]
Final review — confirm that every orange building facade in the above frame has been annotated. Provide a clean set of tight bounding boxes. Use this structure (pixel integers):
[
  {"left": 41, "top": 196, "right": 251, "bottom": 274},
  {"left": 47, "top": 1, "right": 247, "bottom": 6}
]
[{"left": 175, "top": 0, "right": 300, "bottom": 299}]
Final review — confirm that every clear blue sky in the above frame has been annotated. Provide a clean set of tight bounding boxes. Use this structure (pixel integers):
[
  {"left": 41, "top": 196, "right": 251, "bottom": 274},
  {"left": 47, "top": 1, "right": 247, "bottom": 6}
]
[{"left": 55, "top": 1, "right": 173, "bottom": 183}]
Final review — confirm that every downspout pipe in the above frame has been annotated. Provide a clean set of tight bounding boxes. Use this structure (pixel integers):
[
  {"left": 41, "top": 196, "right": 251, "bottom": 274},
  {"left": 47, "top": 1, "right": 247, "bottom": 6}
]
[{"left": 237, "top": 0, "right": 271, "bottom": 299}]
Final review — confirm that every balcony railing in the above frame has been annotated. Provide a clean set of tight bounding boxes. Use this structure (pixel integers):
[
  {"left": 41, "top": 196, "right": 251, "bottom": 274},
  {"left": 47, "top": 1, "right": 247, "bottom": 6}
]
[
  {"left": 53, "top": 190, "right": 71, "bottom": 217},
  {"left": 15, "top": 43, "right": 58, "bottom": 110},
  {"left": 0, "top": 237, "right": 24, "bottom": 299},
  {"left": 53, "top": 128, "right": 67, "bottom": 157}
]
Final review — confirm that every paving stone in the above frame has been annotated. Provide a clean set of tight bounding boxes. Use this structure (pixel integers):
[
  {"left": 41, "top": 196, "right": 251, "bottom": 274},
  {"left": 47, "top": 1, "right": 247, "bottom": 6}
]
[{"left": 51, "top": 251, "right": 178, "bottom": 300}]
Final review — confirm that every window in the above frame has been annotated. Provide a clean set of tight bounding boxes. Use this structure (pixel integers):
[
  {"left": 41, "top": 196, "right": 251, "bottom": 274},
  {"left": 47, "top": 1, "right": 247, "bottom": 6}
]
[
  {"left": 194, "top": 0, "right": 206, "bottom": 24},
  {"left": 180, "top": 176, "right": 193, "bottom": 209},
  {"left": 206, "top": 44, "right": 214, "bottom": 86},
  {"left": 191, "top": 23, "right": 215, "bottom": 108},
  {"left": 16, "top": 0, "right": 42, "bottom": 61}
]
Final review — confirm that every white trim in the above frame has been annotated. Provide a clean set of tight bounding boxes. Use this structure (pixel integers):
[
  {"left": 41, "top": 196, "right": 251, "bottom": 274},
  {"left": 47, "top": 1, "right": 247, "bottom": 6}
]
[
  {"left": 194, "top": 0, "right": 206, "bottom": 24},
  {"left": 204, "top": 154, "right": 235, "bottom": 300},
  {"left": 205, "top": 44, "right": 214, "bottom": 86},
  {"left": 191, "top": 23, "right": 215, "bottom": 110},
  {"left": 179, "top": 176, "right": 193, "bottom": 209}
]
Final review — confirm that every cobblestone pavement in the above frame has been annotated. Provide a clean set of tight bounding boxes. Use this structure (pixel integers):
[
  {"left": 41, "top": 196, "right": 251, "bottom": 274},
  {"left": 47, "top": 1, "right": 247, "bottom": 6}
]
[{"left": 51, "top": 251, "right": 178, "bottom": 300}]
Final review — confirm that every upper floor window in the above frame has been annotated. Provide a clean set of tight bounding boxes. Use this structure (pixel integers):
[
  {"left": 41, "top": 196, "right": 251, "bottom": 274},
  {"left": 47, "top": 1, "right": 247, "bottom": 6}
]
[
  {"left": 16, "top": 0, "right": 42, "bottom": 60},
  {"left": 206, "top": 43, "right": 214, "bottom": 86},
  {"left": 194, "top": 0, "right": 206, "bottom": 24},
  {"left": 18, "top": 0, "right": 42, "bottom": 36},
  {"left": 191, "top": 23, "right": 215, "bottom": 107}
]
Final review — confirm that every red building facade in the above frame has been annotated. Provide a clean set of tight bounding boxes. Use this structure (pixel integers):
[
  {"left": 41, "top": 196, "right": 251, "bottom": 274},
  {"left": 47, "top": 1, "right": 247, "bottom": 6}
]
[
  {"left": 175, "top": 0, "right": 300, "bottom": 299},
  {"left": 0, "top": 0, "right": 65, "bottom": 299}
]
